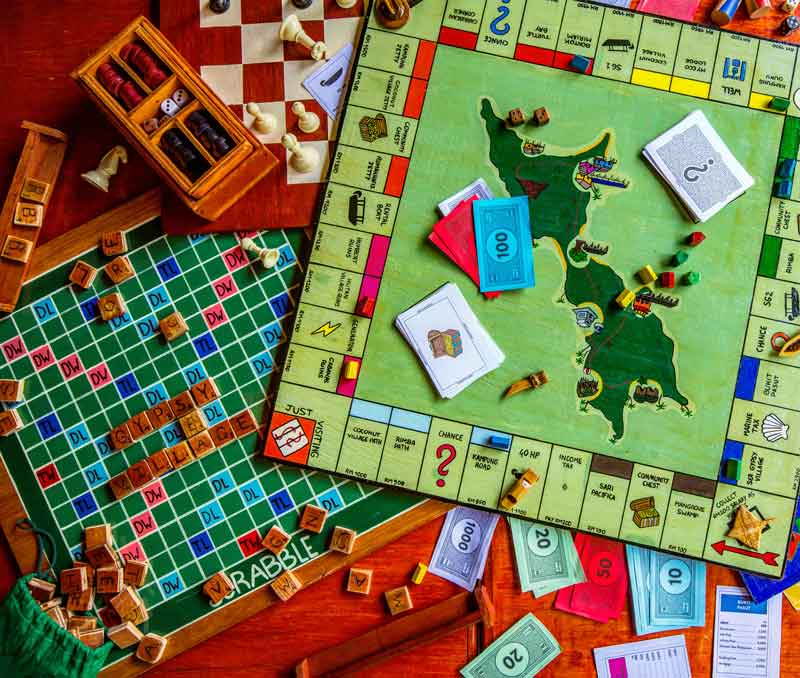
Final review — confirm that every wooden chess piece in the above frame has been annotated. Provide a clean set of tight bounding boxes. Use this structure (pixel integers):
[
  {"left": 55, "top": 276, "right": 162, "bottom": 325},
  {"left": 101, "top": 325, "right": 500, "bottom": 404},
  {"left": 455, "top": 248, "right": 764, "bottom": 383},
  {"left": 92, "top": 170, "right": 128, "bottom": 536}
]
[
  {"left": 279, "top": 15, "right": 328, "bottom": 61},
  {"left": 292, "top": 102, "right": 321, "bottom": 134},
  {"left": 246, "top": 102, "right": 277, "bottom": 134},
  {"left": 81, "top": 146, "right": 128, "bottom": 192},
  {"left": 240, "top": 237, "right": 280, "bottom": 269},
  {"left": 281, "top": 133, "right": 319, "bottom": 173}
]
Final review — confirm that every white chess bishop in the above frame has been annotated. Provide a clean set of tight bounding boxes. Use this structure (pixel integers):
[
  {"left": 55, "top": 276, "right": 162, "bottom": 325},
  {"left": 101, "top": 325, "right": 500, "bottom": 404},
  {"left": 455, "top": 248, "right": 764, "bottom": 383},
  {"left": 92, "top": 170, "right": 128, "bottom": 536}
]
[{"left": 279, "top": 14, "right": 328, "bottom": 61}]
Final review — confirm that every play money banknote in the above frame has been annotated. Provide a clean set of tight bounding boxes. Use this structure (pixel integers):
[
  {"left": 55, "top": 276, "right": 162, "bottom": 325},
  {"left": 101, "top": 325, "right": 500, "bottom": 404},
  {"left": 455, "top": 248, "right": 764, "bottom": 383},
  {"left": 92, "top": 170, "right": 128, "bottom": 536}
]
[
  {"left": 473, "top": 196, "right": 534, "bottom": 293},
  {"left": 460, "top": 613, "right": 560, "bottom": 678},
  {"left": 429, "top": 506, "right": 499, "bottom": 590}
]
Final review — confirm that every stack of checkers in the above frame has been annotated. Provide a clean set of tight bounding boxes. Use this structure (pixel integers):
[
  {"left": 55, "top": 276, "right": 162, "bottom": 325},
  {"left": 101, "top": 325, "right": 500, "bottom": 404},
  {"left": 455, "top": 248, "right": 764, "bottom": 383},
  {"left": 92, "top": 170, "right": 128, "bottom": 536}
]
[
  {"left": 27, "top": 524, "right": 168, "bottom": 664},
  {"left": 185, "top": 111, "right": 232, "bottom": 159}
]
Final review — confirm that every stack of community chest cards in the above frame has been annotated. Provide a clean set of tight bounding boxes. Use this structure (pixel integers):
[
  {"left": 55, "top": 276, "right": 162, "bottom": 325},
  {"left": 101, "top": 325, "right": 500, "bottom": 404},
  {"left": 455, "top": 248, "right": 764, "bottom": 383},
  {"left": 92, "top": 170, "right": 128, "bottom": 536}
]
[
  {"left": 396, "top": 283, "right": 504, "bottom": 398},
  {"left": 642, "top": 110, "right": 753, "bottom": 222}
]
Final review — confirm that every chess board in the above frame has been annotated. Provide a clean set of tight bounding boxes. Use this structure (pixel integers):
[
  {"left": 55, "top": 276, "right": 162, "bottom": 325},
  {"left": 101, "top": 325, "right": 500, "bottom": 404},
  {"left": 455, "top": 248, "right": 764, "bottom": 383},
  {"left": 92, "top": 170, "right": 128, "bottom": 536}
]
[
  {"left": 160, "top": 0, "right": 365, "bottom": 233},
  {"left": 0, "top": 193, "right": 446, "bottom": 675}
]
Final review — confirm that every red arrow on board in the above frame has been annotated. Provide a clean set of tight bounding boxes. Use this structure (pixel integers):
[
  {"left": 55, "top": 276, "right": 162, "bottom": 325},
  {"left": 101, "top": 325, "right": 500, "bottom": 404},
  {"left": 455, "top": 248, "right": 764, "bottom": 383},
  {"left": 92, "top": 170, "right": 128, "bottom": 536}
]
[{"left": 711, "top": 541, "right": 779, "bottom": 567}]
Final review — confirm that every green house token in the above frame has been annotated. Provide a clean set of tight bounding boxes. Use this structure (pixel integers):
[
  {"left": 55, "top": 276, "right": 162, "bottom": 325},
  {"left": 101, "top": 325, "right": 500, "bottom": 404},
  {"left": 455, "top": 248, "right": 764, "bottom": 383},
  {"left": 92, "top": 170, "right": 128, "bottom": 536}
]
[
  {"left": 769, "top": 97, "right": 791, "bottom": 112},
  {"left": 683, "top": 271, "right": 701, "bottom": 285},
  {"left": 724, "top": 457, "right": 740, "bottom": 481},
  {"left": 672, "top": 250, "right": 689, "bottom": 266}
]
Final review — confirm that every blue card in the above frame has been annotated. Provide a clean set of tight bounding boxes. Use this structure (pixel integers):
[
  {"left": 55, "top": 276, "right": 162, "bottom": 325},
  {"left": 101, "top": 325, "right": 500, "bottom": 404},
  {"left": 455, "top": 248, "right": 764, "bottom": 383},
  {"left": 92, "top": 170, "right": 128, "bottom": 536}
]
[{"left": 473, "top": 196, "right": 534, "bottom": 293}]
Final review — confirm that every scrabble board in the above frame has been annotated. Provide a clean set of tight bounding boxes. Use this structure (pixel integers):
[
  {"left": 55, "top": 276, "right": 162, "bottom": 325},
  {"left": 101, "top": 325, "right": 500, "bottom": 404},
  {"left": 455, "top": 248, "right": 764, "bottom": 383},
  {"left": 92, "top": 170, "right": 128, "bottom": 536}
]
[
  {"left": 0, "top": 193, "right": 446, "bottom": 675},
  {"left": 160, "top": 0, "right": 365, "bottom": 233},
  {"left": 265, "top": 0, "right": 800, "bottom": 577}
]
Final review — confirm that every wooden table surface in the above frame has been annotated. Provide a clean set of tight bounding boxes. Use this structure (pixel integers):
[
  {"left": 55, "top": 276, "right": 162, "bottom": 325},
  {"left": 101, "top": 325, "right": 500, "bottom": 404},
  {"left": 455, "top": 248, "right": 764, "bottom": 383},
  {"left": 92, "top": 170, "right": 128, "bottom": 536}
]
[{"left": 1, "top": 2, "right": 800, "bottom": 676}]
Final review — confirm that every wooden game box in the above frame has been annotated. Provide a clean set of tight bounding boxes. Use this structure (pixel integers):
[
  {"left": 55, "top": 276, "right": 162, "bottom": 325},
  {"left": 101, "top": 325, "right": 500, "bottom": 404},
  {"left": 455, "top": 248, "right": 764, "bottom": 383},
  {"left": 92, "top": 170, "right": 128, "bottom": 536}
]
[{"left": 70, "top": 17, "right": 278, "bottom": 221}]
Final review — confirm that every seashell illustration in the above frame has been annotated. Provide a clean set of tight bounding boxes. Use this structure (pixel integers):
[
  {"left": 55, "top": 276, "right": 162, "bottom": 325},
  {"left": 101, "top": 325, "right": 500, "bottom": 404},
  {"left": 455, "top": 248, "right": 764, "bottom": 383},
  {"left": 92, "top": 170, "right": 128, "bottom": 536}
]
[{"left": 762, "top": 412, "right": 790, "bottom": 443}]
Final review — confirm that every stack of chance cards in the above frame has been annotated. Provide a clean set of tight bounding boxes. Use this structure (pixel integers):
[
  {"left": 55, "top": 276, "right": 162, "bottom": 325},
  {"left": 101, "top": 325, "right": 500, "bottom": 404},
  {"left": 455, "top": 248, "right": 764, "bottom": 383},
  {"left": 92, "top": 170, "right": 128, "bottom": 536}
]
[
  {"left": 642, "top": 110, "right": 753, "bottom": 222},
  {"left": 396, "top": 283, "right": 504, "bottom": 399}
]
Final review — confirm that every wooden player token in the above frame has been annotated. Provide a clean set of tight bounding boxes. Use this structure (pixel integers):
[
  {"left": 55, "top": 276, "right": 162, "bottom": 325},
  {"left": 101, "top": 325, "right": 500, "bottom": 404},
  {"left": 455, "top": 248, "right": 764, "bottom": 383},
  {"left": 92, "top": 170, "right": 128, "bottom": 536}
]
[
  {"left": 2, "top": 235, "right": 34, "bottom": 263},
  {"left": 329, "top": 526, "right": 357, "bottom": 554},
  {"left": 107, "top": 621, "right": 143, "bottom": 649},
  {"left": 202, "top": 571, "right": 234, "bottom": 604},
  {"left": 346, "top": 568, "right": 373, "bottom": 595},
  {"left": 188, "top": 430, "right": 215, "bottom": 458},
  {"left": 109, "top": 422, "right": 133, "bottom": 450},
  {"left": 159, "top": 311, "right": 188, "bottom": 342},
  {"left": 385, "top": 585, "right": 413, "bottom": 615},
  {"left": 169, "top": 391, "right": 195, "bottom": 418},
  {"left": 127, "top": 460, "right": 155, "bottom": 488},
  {"left": 299, "top": 504, "right": 328, "bottom": 533},
  {"left": 146, "top": 401, "right": 176, "bottom": 428},
  {"left": 208, "top": 419, "right": 236, "bottom": 447},
  {"left": 270, "top": 570, "right": 302, "bottom": 602},
  {"left": 20, "top": 177, "right": 51, "bottom": 204},
  {"left": 100, "top": 230, "right": 128, "bottom": 256},
  {"left": 98, "top": 292, "right": 126, "bottom": 321},
  {"left": 166, "top": 440, "right": 194, "bottom": 469},
  {"left": 0, "top": 378, "right": 24, "bottom": 402},
  {"left": 0, "top": 409, "right": 23, "bottom": 436},
  {"left": 68, "top": 260, "right": 98, "bottom": 289},
  {"left": 104, "top": 255, "right": 135, "bottom": 284},
  {"left": 96, "top": 566, "right": 123, "bottom": 594},
  {"left": 726, "top": 504, "right": 775, "bottom": 550},
  {"left": 123, "top": 559, "right": 149, "bottom": 588},
  {"left": 179, "top": 409, "right": 207, "bottom": 438},
  {"left": 190, "top": 377, "right": 220, "bottom": 406},
  {"left": 230, "top": 409, "right": 257, "bottom": 438},
  {"left": 262, "top": 525, "right": 291, "bottom": 555},
  {"left": 109, "top": 472, "right": 134, "bottom": 500},
  {"left": 136, "top": 633, "right": 168, "bottom": 664},
  {"left": 84, "top": 524, "right": 112, "bottom": 549},
  {"left": 127, "top": 411, "right": 154, "bottom": 440},
  {"left": 13, "top": 202, "right": 43, "bottom": 227},
  {"left": 146, "top": 449, "right": 173, "bottom": 477}
]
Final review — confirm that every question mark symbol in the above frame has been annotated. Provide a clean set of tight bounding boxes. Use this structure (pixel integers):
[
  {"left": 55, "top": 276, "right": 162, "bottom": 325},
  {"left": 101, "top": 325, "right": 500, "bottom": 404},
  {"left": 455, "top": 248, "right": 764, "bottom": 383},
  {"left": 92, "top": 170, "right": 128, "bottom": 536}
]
[
  {"left": 436, "top": 444, "right": 457, "bottom": 487},
  {"left": 683, "top": 158, "right": 714, "bottom": 182}
]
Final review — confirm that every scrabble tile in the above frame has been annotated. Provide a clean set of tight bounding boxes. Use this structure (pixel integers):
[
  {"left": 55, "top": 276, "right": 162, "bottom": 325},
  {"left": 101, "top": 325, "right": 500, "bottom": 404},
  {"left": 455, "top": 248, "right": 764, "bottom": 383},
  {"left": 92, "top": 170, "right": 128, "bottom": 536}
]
[
  {"left": 346, "top": 568, "right": 373, "bottom": 595},
  {"left": 100, "top": 230, "right": 128, "bottom": 256},
  {"left": 127, "top": 411, "right": 154, "bottom": 440},
  {"left": 262, "top": 526, "right": 291, "bottom": 555},
  {"left": 179, "top": 409, "right": 207, "bottom": 438},
  {"left": 68, "top": 260, "right": 98, "bottom": 289},
  {"left": 202, "top": 571, "right": 234, "bottom": 604},
  {"left": 107, "top": 621, "right": 143, "bottom": 649},
  {"left": 127, "top": 460, "right": 154, "bottom": 489},
  {"left": 169, "top": 391, "right": 195, "bottom": 418},
  {"left": 110, "top": 586, "right": 140, "bottom": 622},
  {"left": 136, "top": 633, "right": 168, "bottom": 664},
  {"left": 66, "top": 587, "right": 95, "bottom": 613},
  {"left": 329, "top": 526, "right": 357, "bottom": 554},
  {"left": 208, "top": 419, "right": 236, "bottom": 447},
  {"left": 166, "top": 441, "right": 194, "bottom": 469},
  {"left": 60, "top": 567, "right": 88, "bottom": 595},
  {"left": 68, "top": 615, "right": 96, "bottom": 631},
  {"left": 96, "top": 566, "right": 123, "bottom": 594},
  {"left": 13, "top": 202, "right": 43, "bottom": 227},
  {"left": 385, "top": 585, "right": 413, "bottom": 615},
  {"left": 109, "top": 423, "right": 133, "bottom": 450},
  {"left": 0, "top": 409, "right": 22, "bottom": 436},
  {"left": 45, "top": 604, "right": 68, "bottom": 627},
  {"left": 39, "top": 597, "right": 62, "bottom": 612},
  {"left": 98, "top": 292, "right": 126, "bottom": 321},
  {"left": 159, "top": 311, "right": 188, "bottom": 342},
  {"left": 97, "top": 606, "right": 122, "bottom": 628},
  {"left": 109, "top": 472, "right": 134, "bottom": 500},
  {"left": 123, "top": 559, "right": 149, "bottom": 588},
  {"left": 270, "top": 570, "right": 302, "bottom": 602},
  {"left": 188, "top": 430, "right": 215, "bottom": 458},
  {"left": 131, "top": 601, "right": 149, "bottom": 625},
  {"left": 78, "top": 628, "right": 105, "bottom": 649},
  {"left": 146, "top": 449, "right": 173, "bottom": 478},
  {"left": 190, "top": 377, "right": 220, "bottom": 406},
  {"left": 27, "top": 576, "right": 56, "bottom": 602},
  {"left": 146, "top": 401, "right": 175, "bottom": 429},
  {"left": 299, "top": 504, "right": 328, "bottom": 534},
  {"left": 84, "top": 524, "right": 112, "bottom": 550},
  {"left": 0, "top": 378, "right": 24, "bottom": 402},
  {"left": 72, "top": 560, "right": 95, "bottom": 583},
  {"left": 2, "top": 235, "right": 33, "bottom": 262},
  {"left": 104, "top": 255, "right": 134, "bottom": 284},
  {"left": 85, "top": 543, "right": 116, "bottom": 568},
  {"left": 230, "top": 409, "right": 257, "bottom": 438},
  {"left": 21, "top": 177, "right": 51, "bottom": 203}
]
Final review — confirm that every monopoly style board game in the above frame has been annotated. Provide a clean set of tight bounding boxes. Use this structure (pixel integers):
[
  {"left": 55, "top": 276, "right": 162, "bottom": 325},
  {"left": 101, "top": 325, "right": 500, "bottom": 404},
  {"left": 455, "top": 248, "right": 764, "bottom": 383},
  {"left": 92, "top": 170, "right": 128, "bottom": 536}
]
[
  {"left": 266, "top": 0, "right": 800, "bottom": 576},
  {"left": 160, "top": 0, "right": 365, "bottom": 233},
  {"left": 0, "top": 195, "right": 444, "bottom": 676}
]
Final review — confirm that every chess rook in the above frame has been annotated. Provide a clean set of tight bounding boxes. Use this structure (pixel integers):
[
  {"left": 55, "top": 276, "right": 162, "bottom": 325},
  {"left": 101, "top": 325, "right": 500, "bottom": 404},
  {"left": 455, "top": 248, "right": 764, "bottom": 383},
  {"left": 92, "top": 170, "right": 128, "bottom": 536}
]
[{"left": 280, "top": 15, "right": 328, "bottom": 61}]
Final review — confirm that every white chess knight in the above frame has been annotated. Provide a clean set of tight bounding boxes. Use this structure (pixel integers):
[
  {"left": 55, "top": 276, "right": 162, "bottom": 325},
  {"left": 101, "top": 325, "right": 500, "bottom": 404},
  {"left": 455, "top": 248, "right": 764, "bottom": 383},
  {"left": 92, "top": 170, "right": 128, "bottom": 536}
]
[
  {"left": 279, "top": 14, "right": 327, "bottom": 61},
  {"left": 291, "top": 101, "right": 320, "bottom": 134},
  {"left": 239, "top": 237, "right": 280, "bottom": 269},
  {"left": 245, "top": 102, "right": 277, "bottom": 134},
  {"left": 80, "top": 146, "right": 128, "bottom": 192},
  {"left": 282, "top": 133, "right": 319, "bottom": 173}
]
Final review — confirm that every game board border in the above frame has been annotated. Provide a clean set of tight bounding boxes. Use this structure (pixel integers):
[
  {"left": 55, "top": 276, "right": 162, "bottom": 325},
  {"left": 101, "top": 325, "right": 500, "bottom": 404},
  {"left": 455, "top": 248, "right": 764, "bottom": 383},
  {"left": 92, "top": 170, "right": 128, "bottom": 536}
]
[{"left": 0, "top": 190, "right": 451, "bottom": 677}]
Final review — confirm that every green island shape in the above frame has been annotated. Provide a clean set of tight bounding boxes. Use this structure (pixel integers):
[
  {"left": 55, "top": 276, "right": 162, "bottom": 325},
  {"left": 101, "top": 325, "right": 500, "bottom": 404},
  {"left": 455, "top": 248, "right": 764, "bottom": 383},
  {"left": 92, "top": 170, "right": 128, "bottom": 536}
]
[{"left": 479, "top": 98, "right": 690, "bottom": 441}]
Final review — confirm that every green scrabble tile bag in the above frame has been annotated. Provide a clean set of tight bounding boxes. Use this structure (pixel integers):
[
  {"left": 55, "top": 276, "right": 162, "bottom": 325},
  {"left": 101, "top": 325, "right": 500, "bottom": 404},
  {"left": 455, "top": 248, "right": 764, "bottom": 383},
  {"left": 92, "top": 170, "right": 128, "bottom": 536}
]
[{"left": 0, "top": 521, "right": 111, "bottom": 678}]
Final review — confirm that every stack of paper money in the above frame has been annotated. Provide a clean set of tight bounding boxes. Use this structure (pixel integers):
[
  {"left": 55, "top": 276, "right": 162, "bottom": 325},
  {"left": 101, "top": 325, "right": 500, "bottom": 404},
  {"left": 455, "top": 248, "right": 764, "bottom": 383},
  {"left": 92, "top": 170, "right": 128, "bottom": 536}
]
[
  {"left": 460, "top": 613, "right": 560, "bottom": 678},
  {"left": 395, "top": 283, "right": 504, "bottom": 399},
  {"left": 626, "top": 545, "right": 706, "bottom": 635},
  {"left": 509, "top": 518, "right": 585, "bottom": 597},
  {"left": 642, "top": 110, "right": 753, "bottom": 222},
  {"left": 429, "top": 507, "right": 499, "bottom": 590}
]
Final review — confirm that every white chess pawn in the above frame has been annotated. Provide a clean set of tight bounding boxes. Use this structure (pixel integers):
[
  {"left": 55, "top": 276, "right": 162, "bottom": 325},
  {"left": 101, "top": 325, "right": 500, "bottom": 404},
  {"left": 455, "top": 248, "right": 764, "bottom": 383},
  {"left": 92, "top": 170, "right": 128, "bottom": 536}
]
[
  {"left": 291, "top": 101, "right": 320, "bottom": 134},
  {"left": 245, "top": 102, "right": 277, "bottom": 134},
  {"left": 336, "top": 0, "right": 357, "bottom": 8},
  {"left": 81, "top": 146, "right": 128, "bottom": 192},
  {"left": 240, "top": 237, "right": 280, "bottom": 268},
  {"left": 281, "top": 133, "right": 319, "bottom": 174},
  {"left": 279, "top": 14, "right": 328, "bottom": 61}
]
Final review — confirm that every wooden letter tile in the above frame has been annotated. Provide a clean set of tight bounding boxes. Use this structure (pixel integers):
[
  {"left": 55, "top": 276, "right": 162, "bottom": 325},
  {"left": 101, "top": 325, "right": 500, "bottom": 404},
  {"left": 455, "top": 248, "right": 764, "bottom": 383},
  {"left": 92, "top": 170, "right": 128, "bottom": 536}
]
[
  {"left": 78, "top": 628, "right": 105, "bottom": 649},
  {"left": 123, "top": 559, "right": 149, "bottom": 587},
  {"left": 262, "top": 525, "right": 291, "bottom": 555},
  {"left": 202, "top": 571, "right": 234, "bottom": 604},
  {"left": 0, "top": 379, "right": 24, "bottom": 402},
  {"left": 146, "top": 402, "right": 175, "bottom": 429},
  {"left": 2, "top": 235, "right": 33, "bottom": 262},
  {"left": 97, "top": 606, "right": 122, "bottom": 629},
  {"left": 208, "top": 419, "right": 236, "bottom": 447},
  {"left": 98, "top": 292, "right": 125, "bottom": 321},
  {"left": 100, "top": 230, "right": 128, "bottom": 256},
  {"left": 299, "top": 504, "right": 328, "bottom": 534},
  {"left": 96, "top": 566, "right": 123, "bottom": 595},
  {"left": 68, "top": 260, "right": 97, "bottom": 289},
  {"left": 68, "top": 615, "right": 96, "bottom": 632},
  {"left": 110, "top": 586, "right": 139, "bottom": 621},
  {"left": 146, "top": 449, "right": 173, "bottom": 477},
  {"left": 13, "top": 202, "right": 43, "bottom": 227},
  {"left": 85, "top": 543, "right": 116, "bottom": 568},
  {"left": 188, "top": 430, "right": 215, "bottom": 458},
  {"left": 166, "top": 441, "right": 194, "bottom": 469},
  {"left": 230, "top": 409, "right": 257, "bottom": 438},
  {"left": 329, "top": 526, "right": 357, "bottom": 554},
  {"left": 159, "top": 311, "right": 188, "bottom": 342},
  {"left": 0, "top": 409, "right": 23, "bottom": 436},
  {"left": 136, "top": 633, "right": 168, "bottom": 664},
  {"left": 190, "top": 377, "right": 220, "bottom": 406},
  {"left": 67, "top": 587, "right": 95, "bottom": 613},
  {"left": 179, "top": 409, "right": 207, "bottom": 438},
  {"left": 109, "top": 472, "right": 134, "bottom": 500},
  {"left": 169, "top": 391, "right": 194, "bottom": 418},
  {"left": 346, "top": 568, "right": 373, "bottom": 595},
  {"left": 60, "top": 567, "right": 88, "bottom": 595},
  {"left": 127, "top": 411, "right": 154, "bottom": 440},
  {"left": 45, "top": 605, "right": 67, "bottom": 627},
  {"left": 104, "top": 255, "right": 134, "bottom": 284},
  {"left": 270, "top": 570, "right": 302, "bottom": 602},
  {"left": 385, "top": 586, "right": 413, "bottom": 615},
  {"left": 20, "top": 177, "right": 50, "bottom": 203},
  {"left": 84, "top": 524, "right": 112, "bottom": 550},
  {"left": 109, "top": 423, "right": 133, "bottom": 450},
  {"left": 107, "top": 621, "right": 143, "bottom": 649},
  {"left": 27, "top": 576, "right": 56, "bottom": 602},
  {"left": 72, "top": 560, "right": 95, "bottom": 584},
  {"left": 127, "top": 460, "right": 154, "bottom": 489}
]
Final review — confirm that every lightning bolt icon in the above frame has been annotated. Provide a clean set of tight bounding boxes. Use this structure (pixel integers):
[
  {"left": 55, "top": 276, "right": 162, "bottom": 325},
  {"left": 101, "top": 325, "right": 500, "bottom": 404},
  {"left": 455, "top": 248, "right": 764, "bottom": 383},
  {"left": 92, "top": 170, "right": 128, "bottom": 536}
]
[{"left": 312, "top": 321, "right": 341, "bottom": 338}]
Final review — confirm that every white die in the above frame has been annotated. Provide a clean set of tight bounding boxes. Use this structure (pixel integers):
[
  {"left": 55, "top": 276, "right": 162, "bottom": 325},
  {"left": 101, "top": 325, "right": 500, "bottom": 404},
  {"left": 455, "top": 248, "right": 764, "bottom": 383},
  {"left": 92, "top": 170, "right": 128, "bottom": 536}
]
[
  {"left": 160, "top": 98, "right": 180, "bottom": 116},
  {"left": 783, "top": 0, "right": 799, "bottom": 12},
  {"left": 172, "top": 88, "right": 191, "bottom": 108}
]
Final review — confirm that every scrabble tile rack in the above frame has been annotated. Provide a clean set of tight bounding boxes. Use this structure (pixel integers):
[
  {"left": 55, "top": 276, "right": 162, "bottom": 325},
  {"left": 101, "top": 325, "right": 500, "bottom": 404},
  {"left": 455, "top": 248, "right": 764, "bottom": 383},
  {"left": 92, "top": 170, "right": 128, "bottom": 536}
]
[
  {"left": 0, "top": 122, "right": 67, "bottom": 313},
  {"left": 70, "top": 16, "right": 278, "bottom": 221}
]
